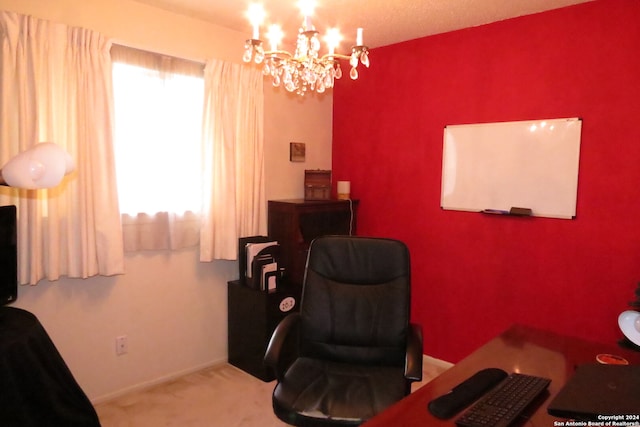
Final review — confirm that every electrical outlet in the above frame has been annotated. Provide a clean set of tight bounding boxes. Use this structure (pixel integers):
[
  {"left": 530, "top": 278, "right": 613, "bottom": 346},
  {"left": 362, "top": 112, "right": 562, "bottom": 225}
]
[{"left": 116, "top": 335, "right": 128, "bottom": 355}]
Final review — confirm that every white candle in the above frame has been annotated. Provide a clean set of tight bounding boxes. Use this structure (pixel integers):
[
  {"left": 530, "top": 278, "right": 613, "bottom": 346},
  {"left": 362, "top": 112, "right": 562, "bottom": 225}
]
[
  {"left": 267, "top": 25, "right": 283, "bottom": 52},
  {"left": 337, "top": 181, "right": 351, "bottom": 200},
  {"left": 325, "top": 28, "right": 341, "bottom": 56},
  {"left": 356, "top": 28, "right": 363, "bottom": 46},
  {"left": 304, "top": 16, "right": 314, "bottom": 31},
  {"left": 247, "top": 4, "right": 265, "bottom": 40}
]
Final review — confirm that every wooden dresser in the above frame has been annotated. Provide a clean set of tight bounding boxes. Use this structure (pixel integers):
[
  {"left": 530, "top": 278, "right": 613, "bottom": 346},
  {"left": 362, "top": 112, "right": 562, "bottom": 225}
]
[{"left": 267, "top": 199, "right": 358, "bottom": 286}]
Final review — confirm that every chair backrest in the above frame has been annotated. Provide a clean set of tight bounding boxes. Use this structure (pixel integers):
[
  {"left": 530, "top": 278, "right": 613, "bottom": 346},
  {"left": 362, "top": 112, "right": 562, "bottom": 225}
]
[{"left": 299, "top": 236, "right": 411, "bottom": 366}]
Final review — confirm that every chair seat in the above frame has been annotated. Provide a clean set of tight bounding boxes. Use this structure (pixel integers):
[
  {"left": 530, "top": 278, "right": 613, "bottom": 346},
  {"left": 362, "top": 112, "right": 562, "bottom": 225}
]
[{"left": 273, "top": 357, "right": 406, "bottom": 426}]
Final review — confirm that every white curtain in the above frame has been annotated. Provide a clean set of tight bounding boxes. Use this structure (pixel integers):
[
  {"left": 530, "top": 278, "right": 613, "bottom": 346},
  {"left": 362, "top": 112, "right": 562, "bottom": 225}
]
[
  {"left": 0, "top": 12, "right": 124, "bottom": 285},
  {"left": 200, "top": 59, "right": 266, "bottom": 261}
]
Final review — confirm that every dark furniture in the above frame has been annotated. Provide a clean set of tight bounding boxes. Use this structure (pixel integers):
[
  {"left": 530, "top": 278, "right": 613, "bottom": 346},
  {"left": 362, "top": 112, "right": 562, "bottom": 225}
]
[
  {"left": 361, "top": 324, "right": 640, "bottom": 427},
  {"left": 0, "top": 307, "right": 100, "bottom": 427},
  {"left": 227, "top": 280, "right": 301, "bottom": 381},
  {"left": 264, "top": 236, "right": 423, "bottom": 426},
  {"left": 228, "top": 199, "right": 357, "bottom": 382},
  {"left": 267, "top": 199, "right": 358, "bottom": 287}
]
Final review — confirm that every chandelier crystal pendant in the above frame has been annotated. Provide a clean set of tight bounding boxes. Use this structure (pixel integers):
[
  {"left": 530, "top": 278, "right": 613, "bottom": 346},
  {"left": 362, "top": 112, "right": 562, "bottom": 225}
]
[{"left": 242, "top": 1, "right": 370, "bottom": 95}]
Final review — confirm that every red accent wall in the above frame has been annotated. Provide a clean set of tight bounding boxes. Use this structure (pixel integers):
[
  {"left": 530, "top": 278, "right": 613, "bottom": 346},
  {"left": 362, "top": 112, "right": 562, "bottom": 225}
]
[{"left": 332, "top": 0, "right": 640, "bottom": 362}]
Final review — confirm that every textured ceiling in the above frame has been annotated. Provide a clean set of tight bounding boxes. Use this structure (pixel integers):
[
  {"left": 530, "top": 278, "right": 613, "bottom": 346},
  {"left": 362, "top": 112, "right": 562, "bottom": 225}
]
[{"left": 132, "top": 0, "right": 594, "bottom": 48}]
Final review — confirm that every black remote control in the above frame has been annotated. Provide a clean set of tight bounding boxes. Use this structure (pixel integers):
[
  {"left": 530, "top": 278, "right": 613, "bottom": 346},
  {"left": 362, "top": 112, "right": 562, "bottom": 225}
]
[{"left": 428, "top": 368, "right": 508, "bottom": 419}]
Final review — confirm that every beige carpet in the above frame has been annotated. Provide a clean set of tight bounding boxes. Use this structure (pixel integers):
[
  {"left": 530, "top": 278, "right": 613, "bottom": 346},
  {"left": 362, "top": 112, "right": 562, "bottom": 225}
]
[{"left": 95, "top": 358, "right": 451, "bottom": 427}]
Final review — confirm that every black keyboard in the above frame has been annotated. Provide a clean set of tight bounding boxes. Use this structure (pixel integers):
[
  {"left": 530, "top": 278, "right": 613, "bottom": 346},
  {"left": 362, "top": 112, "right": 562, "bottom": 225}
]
[{"left": 455, "top": 373, "right": 551, "bottom": 427}]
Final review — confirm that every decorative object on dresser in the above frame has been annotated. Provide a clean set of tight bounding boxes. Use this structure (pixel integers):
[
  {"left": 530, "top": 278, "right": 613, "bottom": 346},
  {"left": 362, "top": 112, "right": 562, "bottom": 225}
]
[
  {"left": 304, "top": 169, "right": 331, "bottom": 201},
  {"left": 337, "top": 180, "right": 351, "bottom": 200}
]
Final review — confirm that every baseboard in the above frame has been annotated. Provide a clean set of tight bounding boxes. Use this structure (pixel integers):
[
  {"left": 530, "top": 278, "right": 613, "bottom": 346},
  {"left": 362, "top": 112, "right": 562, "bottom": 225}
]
[
  {"left": 93, "top": 355, "right": 454, "bottom": 405},
  {"left": 91, "top": 357, "right": 228, "bottom": 404}
]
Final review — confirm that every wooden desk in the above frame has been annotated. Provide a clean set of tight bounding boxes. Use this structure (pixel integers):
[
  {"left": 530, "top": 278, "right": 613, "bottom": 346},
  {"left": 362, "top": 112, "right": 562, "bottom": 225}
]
[{"left": 363, "top": 324, "right": 640, "bottom": 426}]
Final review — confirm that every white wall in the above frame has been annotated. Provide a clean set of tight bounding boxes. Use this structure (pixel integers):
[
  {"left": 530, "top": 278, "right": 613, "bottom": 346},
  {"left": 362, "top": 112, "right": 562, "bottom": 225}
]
[
  {"left": 264, "top": 89, "right": 333, "bottom": 200},
  {"left": 0, "top": 0, "right": 333, "bottom": 402}
]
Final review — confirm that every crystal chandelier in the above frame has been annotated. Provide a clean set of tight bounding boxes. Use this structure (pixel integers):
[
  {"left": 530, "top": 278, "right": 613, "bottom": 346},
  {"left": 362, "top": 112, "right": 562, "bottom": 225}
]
[{"left": 242, "top": 1, "right": 370, "bottom": 95}]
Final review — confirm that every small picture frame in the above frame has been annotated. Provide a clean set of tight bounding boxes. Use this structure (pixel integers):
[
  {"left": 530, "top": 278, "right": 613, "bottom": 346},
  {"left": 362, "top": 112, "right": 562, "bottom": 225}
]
[{"left": 290, "top": 142, "right": 306, "bottom": 162}]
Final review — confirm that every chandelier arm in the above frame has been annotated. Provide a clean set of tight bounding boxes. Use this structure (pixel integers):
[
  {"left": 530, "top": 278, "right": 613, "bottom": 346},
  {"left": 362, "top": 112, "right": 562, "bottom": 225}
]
[
  {"left": 320, "top": 53, "right": 351, "bottom": 61},
  {"left": 263, "top": 50, "right": 294, "bottom": 59}
]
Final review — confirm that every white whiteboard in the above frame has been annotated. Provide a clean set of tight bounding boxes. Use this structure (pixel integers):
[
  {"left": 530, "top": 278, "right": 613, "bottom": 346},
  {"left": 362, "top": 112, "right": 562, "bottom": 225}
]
[{"left": 441, "top": 118, "right": 582, "bottom": 219}]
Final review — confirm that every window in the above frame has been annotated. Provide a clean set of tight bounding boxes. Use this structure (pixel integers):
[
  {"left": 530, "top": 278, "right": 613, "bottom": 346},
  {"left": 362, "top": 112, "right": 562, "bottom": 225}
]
[
  {"left": 111, "top": 46, "right": 204, "bottom": 216},
  {"left": 111, "top": 46, "right": 266, "bottom": 256}
]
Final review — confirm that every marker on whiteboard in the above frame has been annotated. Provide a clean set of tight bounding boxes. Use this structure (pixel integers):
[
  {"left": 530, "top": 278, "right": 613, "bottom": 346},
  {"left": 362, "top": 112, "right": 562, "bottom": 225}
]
[
  {"left": 481, "top": 207, "right": 533, "bottom": 216},
  {"left": 482, "top": 209, "right": 509, "bottom": 215}
]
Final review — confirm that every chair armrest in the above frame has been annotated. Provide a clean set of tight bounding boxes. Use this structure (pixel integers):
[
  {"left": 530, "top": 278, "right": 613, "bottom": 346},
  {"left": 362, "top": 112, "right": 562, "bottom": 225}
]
[
  {"left": 264, "top": 312, "right": 301, "bottom": 380},
  {"left": 404, "top": 323, "right": 423, "bottom": 382}
]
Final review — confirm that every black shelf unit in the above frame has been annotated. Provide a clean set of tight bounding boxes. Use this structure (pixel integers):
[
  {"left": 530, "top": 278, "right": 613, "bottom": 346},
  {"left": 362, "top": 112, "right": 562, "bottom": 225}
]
[{"left": 227, "top": 280, "right": 300, "bottom": 381}]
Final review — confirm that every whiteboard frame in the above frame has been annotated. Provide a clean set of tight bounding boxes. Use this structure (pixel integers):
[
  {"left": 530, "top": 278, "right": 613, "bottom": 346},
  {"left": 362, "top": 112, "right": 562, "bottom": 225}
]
[{"left": 440, "top": 118, "right": 582, "bottom": 219}]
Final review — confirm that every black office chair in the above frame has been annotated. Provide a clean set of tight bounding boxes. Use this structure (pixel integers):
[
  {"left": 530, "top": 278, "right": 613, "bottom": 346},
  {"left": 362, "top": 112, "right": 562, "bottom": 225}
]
[{"left": 264, "top": 236, "right": 423, "bottom": 426}]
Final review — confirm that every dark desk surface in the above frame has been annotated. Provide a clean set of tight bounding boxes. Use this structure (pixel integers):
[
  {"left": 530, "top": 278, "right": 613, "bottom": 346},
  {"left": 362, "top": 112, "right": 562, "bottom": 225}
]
[{"left": 362, "top": 324, "right": 640, "bottom": 427}]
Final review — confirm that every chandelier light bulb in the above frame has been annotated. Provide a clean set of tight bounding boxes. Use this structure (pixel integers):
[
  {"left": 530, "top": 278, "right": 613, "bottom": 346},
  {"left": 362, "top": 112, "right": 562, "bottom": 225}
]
[
  {"left": 298, "top": 0, "right": 316, "bottom": 19},
  {"left": 267, "top": 25, "right": 284, "bottom": 52},
  {"left": 247, "top": 3, "right": 266, "bottom": 39},
  {"left": 324, "top": 28, "right": 342, "bottom": 56},
  {"left": 356, "top": 28, "right": 363, "bottom": 46}
]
